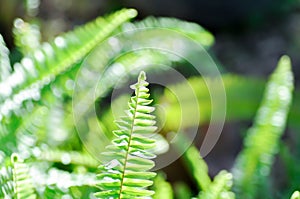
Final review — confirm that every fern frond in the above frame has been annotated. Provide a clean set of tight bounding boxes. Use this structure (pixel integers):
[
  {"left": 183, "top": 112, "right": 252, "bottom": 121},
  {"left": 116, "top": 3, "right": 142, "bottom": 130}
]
[
  {"left": 0, "top": 34, "right": 11, "bottom": 82},
  {"left": 0, "top": 7, "right": 138, "bottom": 159},
  {"left": 198, "top": 170, "right": 235, "bottom": 199},
  {"left": 152, "top": 173, "right": 173, "bottom": 199},
  {"left": 84, "top": 15, "right": 215, "bottom": 99},
  {"left": 232, "top": 56, "right": 294, "bottom": 198},
  {"left": 124, "top": 17, "right": 214, "bottom": 48},
  {"left": 0, "top": 8, "right": 138, "bottom": 159},
  {"left": 0, "top": 8, "right": 137, "bottom": 115},
  {"left": 11, "top": 154, "right": 37, "bottom": 199},
  {"left": 76, "top": 15, "right": 216, "bottom": 106},
  {"left": 95, "top": 71, "right": 157, "bottom": 199}
]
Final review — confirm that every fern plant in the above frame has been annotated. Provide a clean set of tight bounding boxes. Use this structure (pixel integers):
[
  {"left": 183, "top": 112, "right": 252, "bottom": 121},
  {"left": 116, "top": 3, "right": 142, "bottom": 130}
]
[
  {"left": 0, "top": 7, "right": 219, "bottom": 198},
  {"left": 95, "top": 71, "right": 157, "bottom": 198},
  {"left": 232, "top": 56, "right": 294, "bottom": 198},
  {"left": 0, "top": 4, "right": 299, "bottom": 199}
]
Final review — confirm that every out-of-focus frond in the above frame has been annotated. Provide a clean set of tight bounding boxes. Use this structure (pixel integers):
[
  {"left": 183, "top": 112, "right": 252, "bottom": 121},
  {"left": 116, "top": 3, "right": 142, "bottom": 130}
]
[{"left": 232, "top": 56, "right": 294, "bottom": 198}]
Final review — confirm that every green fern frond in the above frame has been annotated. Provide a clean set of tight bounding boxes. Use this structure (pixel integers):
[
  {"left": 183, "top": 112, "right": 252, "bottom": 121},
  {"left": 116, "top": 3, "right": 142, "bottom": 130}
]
[
  {"left": 11, "top": 154, "right": 37, "bottom": 199},
  {"left": 232, "top": 56, "right": 294, "bottom": 198},
  {"left": 198, "top": 170, "right": 235, "bottom": 199},
  {"left": 0, "top": 8, "right": 137, "bottom": 114},
  {"left": 152, "top": 173, "right": 173, "bottom": 199},
  {"left": 0, "top": 7, "right": 139, "bottom": 161},
  {"left": 0, "top": 8, "right": 136, "bottom": 152},
  {"left": 0, "top": 34, "right": 11, "bottom": 81},
  {"left": 95, "top": 71, "right": 157, "bottom": 199},
  {"left": 0, "top": 8, "right": 138, "bottom": 158},
  {"left": 79, "top": 14, "right": 216, "bottom": 103},
  {"left": 125, "top": 17, "right": 214, "bottom": 47}
]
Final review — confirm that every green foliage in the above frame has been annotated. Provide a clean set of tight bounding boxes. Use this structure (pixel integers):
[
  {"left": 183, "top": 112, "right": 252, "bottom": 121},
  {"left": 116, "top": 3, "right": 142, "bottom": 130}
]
[
  {"left": 0, "top": 165, "right": 14, "bottom": 198},
  {"left": 232, "top": 56, "right": 294, "bottom": 198},
  {"left": 179, "top": 142, "right": 235, "bottom": 199},
  {"left": 0, "top": 8, "right": 137, "bottom": 108},
  {"left": 95, "top": 72, "right": 157, "bottom": 198},
  {"left": 174, "top": 182, "right": 192, "bottom": 199},
  {"left": 38, "top": 149, "right": 99, "bottom": 168},
  {"left": 198, "top": 170, "right": 235, "bottom": 199},
  {"left": 0, "top": 8, "right": 138, "bottom": 158},
  {"left": 0, "top": 4, "right": 298, "bottom": 199},
  {"left": 152, "top": 173, "right": 173, "bottom": 199},
  {"left": 43, "top": 185, "right": 66, "bottom": 199},
  {"left": 159, "top": 73, "right": 300, "bottom": 132},
  {"left": 13, "top": 18, "right": 41, "bottom": 55},
  {"left": 124, "top": 16, "right": 214, "bottom": 47},
  {"left": 0, "top": 7, "right": 220, "bottom": 198},
  {"left": 279, "top": 143, "right": 300, "bottom": 197},
  {"left": 179, "top": 142, "right": 211, "bottom": 191}
]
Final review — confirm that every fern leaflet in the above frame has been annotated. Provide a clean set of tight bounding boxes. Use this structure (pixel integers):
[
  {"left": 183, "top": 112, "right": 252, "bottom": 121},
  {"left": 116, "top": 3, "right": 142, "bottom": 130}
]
[{"left": 0, "top": 34, "right": 11, "bottom": 82}]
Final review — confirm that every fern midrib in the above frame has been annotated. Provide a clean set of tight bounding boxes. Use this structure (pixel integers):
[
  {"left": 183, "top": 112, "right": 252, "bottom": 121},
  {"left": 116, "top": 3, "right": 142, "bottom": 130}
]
[{"left": 118, "top": 86, "right": 141, "bottom": 199}]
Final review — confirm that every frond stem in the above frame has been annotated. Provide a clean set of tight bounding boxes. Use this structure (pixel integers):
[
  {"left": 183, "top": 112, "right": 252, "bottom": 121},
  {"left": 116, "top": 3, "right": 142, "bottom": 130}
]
[{"left": 118, "top": 83, "right": 141, "bottom": 198}]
